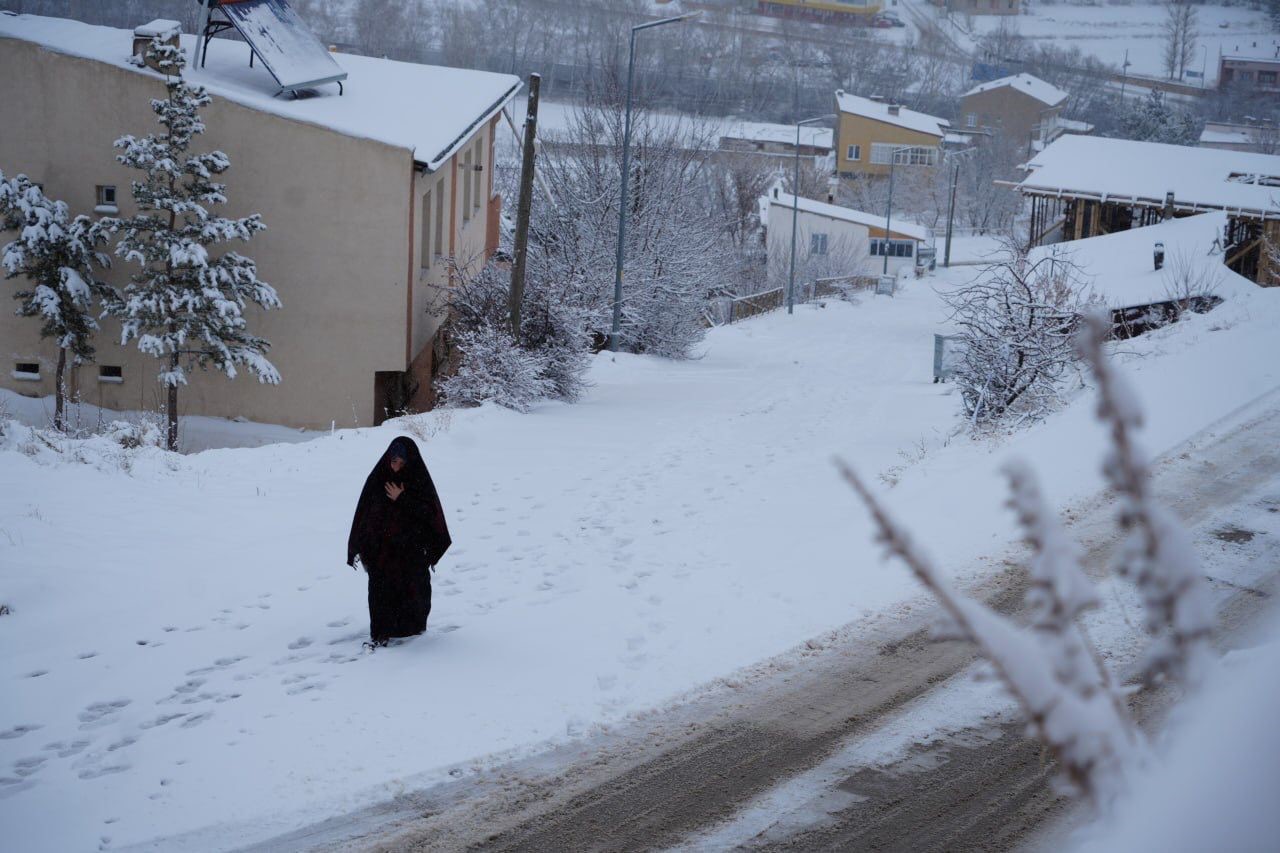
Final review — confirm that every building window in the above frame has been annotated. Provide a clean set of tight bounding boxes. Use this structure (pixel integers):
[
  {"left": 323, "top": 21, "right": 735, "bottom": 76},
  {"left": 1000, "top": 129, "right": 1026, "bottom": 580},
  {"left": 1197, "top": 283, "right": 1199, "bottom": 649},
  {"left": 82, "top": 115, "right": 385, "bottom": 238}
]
[
  {"left": 13, "top": 362, "right": 40, "bottom": 381},
  {"left": 98, "top": 365, "right": 123, "bottom": 383},
  {"left": 846, "top": 144, "right": 860, "bottom": 161},
  {"left": 870, "top": 239, "right": 914, "bottom": 258},
  {"left": 965, "top": 114, "right": 977, "bottom": 128},
  {"left": 1260, "top": 71, "right": 1278, "bottom": 86},
  {"left": 434, "top": 178, "right": 445, "bottom": 257},
  {"left": 95, "top": 184, "right": 118, "bottom": 214},
  {"left": 472, "top": 140, "right": 483, "bottom": 213},
  {"left": 810, "top": 233, "right": 829, "bottom": 255},
  {"left": 462, "top": 150, "right": 473, "bottom": 221},
  {"left": 421, "top": 188, "right": 433, "bottom": 270},
  {"left": 870, "top": 144, "right": 938, "bottom": 166}
]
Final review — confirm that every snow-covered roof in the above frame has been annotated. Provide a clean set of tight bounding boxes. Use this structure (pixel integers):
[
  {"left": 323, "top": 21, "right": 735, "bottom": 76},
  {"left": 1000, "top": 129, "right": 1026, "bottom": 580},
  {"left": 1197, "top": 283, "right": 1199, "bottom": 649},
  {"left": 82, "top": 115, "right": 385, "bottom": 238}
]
[
  {"left": 1032, "top": 212, "right": 1255, "bottom": 309},
  {"left": 1019, "top": 136, "right": 1280, "bottom": 219},
  {"left": 1200, "top": 128, "right": 1255, "bottom": 146},
  {"left": 835, "top": 91, "right": 949, "bottom": 138},
  {"left": 766, "top": 192, "right": 930, "bottom": 242},
  {"left": 1054, "top": 117, "right": 1093, "bottom": 134},
  {"left": 962, "top": 73, "right": 1068, "bottom": 108},
  {"left": 0, "top": 13, "right": 520, "bottom": 170},
  {"left": 1220, "top": 39, "right": 1280, "bottom": 62},
  {"left": 720, "top": 120, "right": 833, "bottom": 151}
]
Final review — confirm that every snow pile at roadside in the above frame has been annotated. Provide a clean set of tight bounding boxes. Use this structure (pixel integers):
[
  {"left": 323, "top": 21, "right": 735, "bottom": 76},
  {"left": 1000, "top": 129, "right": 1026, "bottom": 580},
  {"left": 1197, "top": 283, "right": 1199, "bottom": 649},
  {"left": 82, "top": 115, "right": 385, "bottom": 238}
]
[{"left": 2, "top": 274, "right": 1280, "bottom": 852}]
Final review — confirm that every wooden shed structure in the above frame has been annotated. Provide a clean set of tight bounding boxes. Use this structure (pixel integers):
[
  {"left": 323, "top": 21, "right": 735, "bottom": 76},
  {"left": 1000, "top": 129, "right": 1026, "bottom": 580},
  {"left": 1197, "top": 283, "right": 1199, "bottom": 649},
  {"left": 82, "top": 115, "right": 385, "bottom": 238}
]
[{"left": 1016, "top": 136, "right": 1280, "bottom": 284}]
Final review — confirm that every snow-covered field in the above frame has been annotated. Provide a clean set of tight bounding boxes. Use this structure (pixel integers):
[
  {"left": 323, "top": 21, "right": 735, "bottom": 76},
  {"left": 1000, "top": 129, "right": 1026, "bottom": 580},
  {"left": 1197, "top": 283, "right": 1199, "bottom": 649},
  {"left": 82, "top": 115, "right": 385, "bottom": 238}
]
[
  {"left": 4, "top": 266, "right": 1280, "bottom": 852},
  {"left": 959, "top": 2, "right": 1276, "bottom": 84}
]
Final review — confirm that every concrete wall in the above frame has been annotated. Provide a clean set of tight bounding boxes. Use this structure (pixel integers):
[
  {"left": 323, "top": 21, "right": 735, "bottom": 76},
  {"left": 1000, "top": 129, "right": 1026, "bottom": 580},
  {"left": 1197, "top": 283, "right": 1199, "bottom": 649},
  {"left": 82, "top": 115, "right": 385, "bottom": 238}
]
[
  {"left": 959, "top": 87, "right": 1058, "bottom": 149},
  {"left": 0, "top": 37, "right": 496, "bottom": 431},
  {"left": 833, "top": 111, "right": 942, "bottom": 177}
]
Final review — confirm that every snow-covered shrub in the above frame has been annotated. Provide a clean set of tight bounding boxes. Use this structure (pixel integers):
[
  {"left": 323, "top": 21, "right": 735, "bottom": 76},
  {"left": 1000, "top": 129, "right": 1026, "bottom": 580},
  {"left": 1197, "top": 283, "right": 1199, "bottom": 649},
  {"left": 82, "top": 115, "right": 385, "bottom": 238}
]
[
  {"left": 108, "top": 38, "right": 280, "bottom": 451},
  {"left": 840, "top": 312, "right": 1211, "bottom": 806},
  {"left": 0, "top": 171, "right": 115, "bottom": 431},
  {"left": 102, "top": 417, "right": 165, "bottom": 450},
  {"left": 946, "top": 246, "right": 1098, "bottom": 428},
  {"left": 440, "top": 258, "right": 591, "bottom": 407},
  {"left": 438, "top": 323, "right": 554, "bottom": 413}
]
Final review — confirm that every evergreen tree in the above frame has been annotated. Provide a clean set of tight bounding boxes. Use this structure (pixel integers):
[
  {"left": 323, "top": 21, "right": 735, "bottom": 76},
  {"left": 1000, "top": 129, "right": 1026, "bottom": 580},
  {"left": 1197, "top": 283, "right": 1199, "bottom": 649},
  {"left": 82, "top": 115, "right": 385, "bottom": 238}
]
[
  {"left": 111, "top": 39, "right": 280, "bottom": 451},
  {"left": 0, "top": 171, "right": 115, "bottom": 431},
  {"left": 1115, "top": 89, "right": 1201, "bottom": 147}
]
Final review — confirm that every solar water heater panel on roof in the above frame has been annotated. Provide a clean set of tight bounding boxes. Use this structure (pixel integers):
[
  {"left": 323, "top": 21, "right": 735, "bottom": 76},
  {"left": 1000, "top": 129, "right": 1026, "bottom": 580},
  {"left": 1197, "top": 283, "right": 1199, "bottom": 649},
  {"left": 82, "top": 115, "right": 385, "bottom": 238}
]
[{"left": 212, "top": 0, "right": 346, "bottom": 92}]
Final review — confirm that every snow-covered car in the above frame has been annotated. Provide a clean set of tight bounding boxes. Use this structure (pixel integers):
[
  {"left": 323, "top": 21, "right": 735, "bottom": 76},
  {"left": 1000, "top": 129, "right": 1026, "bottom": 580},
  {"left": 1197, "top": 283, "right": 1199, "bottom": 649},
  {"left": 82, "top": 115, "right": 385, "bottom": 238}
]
[{"left": 873, "top": 13, "right": 906, "bottom": 27}]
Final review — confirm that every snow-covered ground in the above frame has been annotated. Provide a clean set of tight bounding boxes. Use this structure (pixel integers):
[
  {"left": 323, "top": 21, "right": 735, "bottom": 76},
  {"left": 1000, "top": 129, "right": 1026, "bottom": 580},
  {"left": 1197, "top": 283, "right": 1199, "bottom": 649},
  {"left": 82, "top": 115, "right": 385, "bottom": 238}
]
[
  {"left": 957, "top": 2, "right": 1276, "bottom": 85},
  {"left": 4, "top": 266, "right": 1280, "bottom": 852}
]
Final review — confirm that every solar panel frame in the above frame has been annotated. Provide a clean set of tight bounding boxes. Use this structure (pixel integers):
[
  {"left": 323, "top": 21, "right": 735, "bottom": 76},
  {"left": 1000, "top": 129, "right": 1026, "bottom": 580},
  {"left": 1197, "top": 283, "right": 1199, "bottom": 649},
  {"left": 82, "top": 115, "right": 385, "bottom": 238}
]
[{"left": 198, "top": 0, "right": 347, "bottom": 94}]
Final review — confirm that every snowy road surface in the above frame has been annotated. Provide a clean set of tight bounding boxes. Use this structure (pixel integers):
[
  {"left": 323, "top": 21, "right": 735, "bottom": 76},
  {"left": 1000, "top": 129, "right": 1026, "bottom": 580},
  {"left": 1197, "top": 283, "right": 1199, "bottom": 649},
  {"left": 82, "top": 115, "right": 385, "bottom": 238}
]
[
  {"left": 3, "top": 268, "right": 1280, "bottom": 852},
  {"left": 292, "top": 396, "right": 1280, "bottom": 852}
]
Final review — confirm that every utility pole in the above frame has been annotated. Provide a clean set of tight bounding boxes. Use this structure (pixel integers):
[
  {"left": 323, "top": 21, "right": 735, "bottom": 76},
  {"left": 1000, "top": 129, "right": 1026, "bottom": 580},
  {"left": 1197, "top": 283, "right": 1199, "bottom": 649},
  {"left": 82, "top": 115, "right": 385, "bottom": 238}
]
[
  {"left": 509, "top": 73, "right": 540, "bottom": 338},
  {"left": 944, "top": 159, "right": 959, "bottom": 268},
  {"left": 1119, "top": 49, "right": 1131, "bottom": 101}
]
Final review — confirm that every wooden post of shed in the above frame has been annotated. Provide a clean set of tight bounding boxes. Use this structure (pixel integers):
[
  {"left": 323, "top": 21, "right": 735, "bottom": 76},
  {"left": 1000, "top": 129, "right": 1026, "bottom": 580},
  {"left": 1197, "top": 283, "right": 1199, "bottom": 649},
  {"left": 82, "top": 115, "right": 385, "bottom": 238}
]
[{"left": 509, "top": 73, "right": 540, "bottom": 338}]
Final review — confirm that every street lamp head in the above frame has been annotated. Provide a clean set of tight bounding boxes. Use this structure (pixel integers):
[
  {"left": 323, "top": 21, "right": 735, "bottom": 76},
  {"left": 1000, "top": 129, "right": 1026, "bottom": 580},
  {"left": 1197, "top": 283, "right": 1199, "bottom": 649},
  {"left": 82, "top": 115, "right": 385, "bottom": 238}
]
[{"left": 633, "top": 10, "right": 701, "bottom": 32}]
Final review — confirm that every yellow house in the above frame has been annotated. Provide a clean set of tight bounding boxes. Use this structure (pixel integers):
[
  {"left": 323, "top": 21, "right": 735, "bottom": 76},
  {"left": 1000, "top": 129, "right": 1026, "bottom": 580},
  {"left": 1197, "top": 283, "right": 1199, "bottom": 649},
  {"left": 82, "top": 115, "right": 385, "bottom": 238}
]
[
  {"left": 0, "top": 13, "right": 519, "bottom": 431},
  {"left": 832, "top": 90, "right": 949, "bottom": 177}
]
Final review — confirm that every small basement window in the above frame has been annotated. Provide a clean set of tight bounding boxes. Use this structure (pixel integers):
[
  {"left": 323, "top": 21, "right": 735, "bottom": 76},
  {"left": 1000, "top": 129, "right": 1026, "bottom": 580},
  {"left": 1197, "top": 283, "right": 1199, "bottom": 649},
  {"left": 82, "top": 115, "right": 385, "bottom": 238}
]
[
  {"left": 99, "top": 365, "right": 124, "bottom": 383},
  {"left": 13, "top": 362, "right": 40, "bottom": 381},
  {"left": 95, "top": 184, "right": 118, "bottom": 214}
]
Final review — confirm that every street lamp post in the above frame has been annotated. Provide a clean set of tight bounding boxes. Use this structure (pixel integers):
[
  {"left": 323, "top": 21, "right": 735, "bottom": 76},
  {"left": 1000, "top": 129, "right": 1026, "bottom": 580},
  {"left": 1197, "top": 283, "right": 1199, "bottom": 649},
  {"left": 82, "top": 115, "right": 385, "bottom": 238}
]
[
  {"left": 787, "top": 114, "right": 835, "bottom": 315},
  {"left": 610, "top": 11, "right": 700, "bottom": 353},
  {"left": 882, "top": 145, "right": 914, "bottom": 276},
  {"left": 942, "top": 148, "right": 975, "bottom": 268}
]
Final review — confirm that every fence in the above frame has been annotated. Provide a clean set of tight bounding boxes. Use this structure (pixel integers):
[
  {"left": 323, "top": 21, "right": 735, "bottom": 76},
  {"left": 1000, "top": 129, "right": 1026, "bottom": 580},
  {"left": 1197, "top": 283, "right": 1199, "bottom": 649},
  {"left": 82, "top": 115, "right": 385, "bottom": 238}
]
[{"left": 705, "top": 275, "right": 886, "bottom": 327}]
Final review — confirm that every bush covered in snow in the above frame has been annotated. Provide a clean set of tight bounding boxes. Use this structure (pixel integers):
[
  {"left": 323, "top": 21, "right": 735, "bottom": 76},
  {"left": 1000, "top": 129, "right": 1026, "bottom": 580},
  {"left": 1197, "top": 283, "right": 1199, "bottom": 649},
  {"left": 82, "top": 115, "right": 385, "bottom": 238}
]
[
  {"left": 101, "top": 417, "right": 166, "bottom": 450},
  {"left": 437, "top": 323, "right": 555, "bottom": 414},
  {"left": 946, "top": 245, "right": 1099, "bottom": 428}
]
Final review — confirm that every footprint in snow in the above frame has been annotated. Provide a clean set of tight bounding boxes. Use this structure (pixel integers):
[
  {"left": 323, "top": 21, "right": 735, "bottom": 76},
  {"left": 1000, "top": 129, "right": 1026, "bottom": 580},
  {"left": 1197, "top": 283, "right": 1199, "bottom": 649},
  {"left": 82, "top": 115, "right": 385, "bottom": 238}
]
[
  {"left": 435, "top": 624, "right": 461, "bottom": 633},
  {"left": 78, "top": 762, "right": 130, "bottom": 780},
  {"left": 288, "top": 637, "right": 313, "bottom": 650},
  {"left": 326, "top": 619, "right": 349, "bottom": 628},
  {"left": 78, "top": 699, "right": 131, "bottom": 729},
  {"left": 328, "top": 631, "right": 365, "bottom": 646},
  {"left": 44, "top": 739, "right": 91, "bottom": 758},
  {"left": 12, "top": 755, "right": 47, "bottom": 777},
  {"left": 24, "top": 670, "right": 49, "bottom": 679},
  {"left": 0, "top": 724, "right": 41, "bottom": 740}
]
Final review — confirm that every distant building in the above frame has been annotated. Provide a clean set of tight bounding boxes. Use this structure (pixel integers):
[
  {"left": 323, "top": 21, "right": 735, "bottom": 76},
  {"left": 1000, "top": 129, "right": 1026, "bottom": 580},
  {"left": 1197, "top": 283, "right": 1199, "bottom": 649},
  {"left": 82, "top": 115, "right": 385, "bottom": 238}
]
[
  {"left": 763, "top": 189, "right": 930, "bottom": 282},
  {"left": 755, "top": 0, "right": 883, "bottom": 26},
  {"left": 1016, "top": 135, "right": 1280, "bottom": 284},
  {"left": 957, "top": 73, "right": 1089, "bottom": 150},
  {"left": 832, "top": 91, "right": 949, "bottom": 177},
  {"left": 1218, "top": 40, "right": 1280, "bottom": 94},
  {"left": 1199, "top": 121, "right": 1279, "bottom": 154},
  {"left": 718, "top": 120, "right": 833, "bottom": 160},
  {"left": 0, "top": 13, "right": 519, "bottom": 428},
  {"left": 930, "top": 0, "right": 1020, "bottom": 16}
]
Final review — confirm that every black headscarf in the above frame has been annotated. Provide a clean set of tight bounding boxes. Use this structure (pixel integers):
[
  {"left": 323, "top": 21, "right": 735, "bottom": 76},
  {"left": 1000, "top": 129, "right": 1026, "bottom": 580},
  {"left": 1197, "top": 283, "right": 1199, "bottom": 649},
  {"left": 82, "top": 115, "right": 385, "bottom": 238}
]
[{"left": 347, "top": 437, "right": 451, "bottom": 570}]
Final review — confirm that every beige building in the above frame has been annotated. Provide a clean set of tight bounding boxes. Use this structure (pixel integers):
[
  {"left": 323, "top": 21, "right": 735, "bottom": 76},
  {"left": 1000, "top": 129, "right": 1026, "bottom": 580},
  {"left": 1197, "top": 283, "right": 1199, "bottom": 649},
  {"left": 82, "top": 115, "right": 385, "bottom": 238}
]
[
  {"left": 0, "top": 13, "right": 519, "bottom": 431},
  {"left": 763, "top": 190, "right": 930, "bottom": 284},
  {"left": 832, "top": 91, "right": 948, "bottom": 177},
  {"left": 958, "top": 73, "right": 1070, "bottom": 148},
  {"left": 1218, "top": 41, "right": 1280, "bottom": 94}
]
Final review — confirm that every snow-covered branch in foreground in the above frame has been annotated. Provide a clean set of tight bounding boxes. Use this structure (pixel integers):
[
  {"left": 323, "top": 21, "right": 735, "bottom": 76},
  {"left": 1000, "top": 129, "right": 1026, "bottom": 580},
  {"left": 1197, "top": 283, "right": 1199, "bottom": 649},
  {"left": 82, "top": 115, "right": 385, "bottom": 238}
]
[
  {"left": 841, "top": 324, "right": 1212, "bottom": 803},
  {"left": 1075, "top": 312, "right": 1212, "bottom": 686},
  {"left": 838, "top": 460, "right": 1139, "bottom": 804}
]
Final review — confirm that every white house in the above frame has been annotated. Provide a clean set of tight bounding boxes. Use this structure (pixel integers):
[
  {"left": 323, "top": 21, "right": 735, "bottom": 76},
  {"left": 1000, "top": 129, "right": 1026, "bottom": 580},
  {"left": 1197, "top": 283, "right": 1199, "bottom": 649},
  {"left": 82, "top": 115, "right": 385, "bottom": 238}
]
[{"left": 763, "top": 190, "right": 931, "bottom": 285}]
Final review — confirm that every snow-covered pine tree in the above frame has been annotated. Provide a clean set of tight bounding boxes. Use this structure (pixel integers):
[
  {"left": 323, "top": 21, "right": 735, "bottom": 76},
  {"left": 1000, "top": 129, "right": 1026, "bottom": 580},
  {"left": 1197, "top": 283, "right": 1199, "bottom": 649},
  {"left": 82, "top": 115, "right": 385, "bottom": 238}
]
[
  {"left": 0, "top": 171, "right": 115, "bottom": 431},
  {"left": 110, "top": 38, "right": 280, "bottom": 451}
]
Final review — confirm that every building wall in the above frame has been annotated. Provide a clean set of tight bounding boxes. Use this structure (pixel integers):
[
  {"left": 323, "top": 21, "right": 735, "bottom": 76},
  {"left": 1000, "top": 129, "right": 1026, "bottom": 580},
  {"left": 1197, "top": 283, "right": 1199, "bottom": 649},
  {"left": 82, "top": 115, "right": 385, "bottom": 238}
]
[
  {"left": 1219, "top": 57, "right": 1280, "bottom": 93},
  {"left": 958, "top": 87, "right": 1059, "bottom": 148},
  {"left": 930, "top": 0, "right": 1020, "bottom": 15},
  {"left": 833, "top": 112, "right": 942, "bottom": 176},
  {"left": 766, "top": 204, "right": 920, "bottom": 284},
  {"left": 0, "top": 37, "right": 498, "bottom": 432}
]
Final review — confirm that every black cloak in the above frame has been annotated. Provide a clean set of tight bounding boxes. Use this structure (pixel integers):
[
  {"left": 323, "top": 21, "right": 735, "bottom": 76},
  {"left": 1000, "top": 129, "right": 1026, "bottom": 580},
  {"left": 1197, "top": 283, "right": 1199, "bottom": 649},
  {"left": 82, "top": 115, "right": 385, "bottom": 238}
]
[{"left": 347, "top": 437, "right": 451, "bottom": 641}]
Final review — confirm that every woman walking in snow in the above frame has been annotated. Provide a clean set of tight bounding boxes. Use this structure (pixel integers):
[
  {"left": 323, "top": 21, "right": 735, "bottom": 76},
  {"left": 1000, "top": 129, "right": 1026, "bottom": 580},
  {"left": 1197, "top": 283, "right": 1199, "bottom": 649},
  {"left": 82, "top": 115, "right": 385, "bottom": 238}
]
[{"left": 347, "top": 437, "right": 451, "bottom": 647}]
